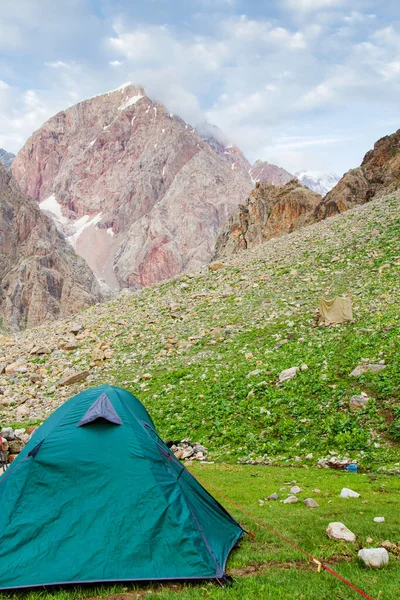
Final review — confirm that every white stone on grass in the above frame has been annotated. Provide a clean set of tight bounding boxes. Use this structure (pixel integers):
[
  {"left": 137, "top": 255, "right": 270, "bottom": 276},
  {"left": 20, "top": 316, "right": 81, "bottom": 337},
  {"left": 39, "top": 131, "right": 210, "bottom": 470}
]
[
  {"left": 340, "top": 488, "right": 360, "bottom": 498},
  {"left": 326, "top": 522, "right": 356, "bottom": 542},
  {"left": 374, "top": 517, "right": 385, "bottom": 523},
  {"left": 358, "top": 548, "right": 389, "bottom": 568},
  {"left": 283, "top": 495, "right": 299, "bottom": 504}
]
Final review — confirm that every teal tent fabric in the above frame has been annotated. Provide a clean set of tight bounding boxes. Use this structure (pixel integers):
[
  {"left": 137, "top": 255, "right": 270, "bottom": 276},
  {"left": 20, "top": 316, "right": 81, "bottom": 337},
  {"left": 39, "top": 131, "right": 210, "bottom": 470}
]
[{"left": 0, "top": 385, "right": 243, "bottom": 589}]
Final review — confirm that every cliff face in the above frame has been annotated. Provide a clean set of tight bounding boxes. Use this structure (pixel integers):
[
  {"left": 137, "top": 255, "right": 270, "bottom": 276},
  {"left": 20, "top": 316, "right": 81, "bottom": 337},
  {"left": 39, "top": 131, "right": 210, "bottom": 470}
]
[
  {"left": 0, "top": 164, "right": 101, "bottom": 330},
  {"left": 315, "top": 129, "right": 400, "bottom": 219},
  {"left": 214, "top": 180, "right": 322, "bottom": 258},
  {"left": 12, "top": 84, "right": 253, "bottom": 290}
]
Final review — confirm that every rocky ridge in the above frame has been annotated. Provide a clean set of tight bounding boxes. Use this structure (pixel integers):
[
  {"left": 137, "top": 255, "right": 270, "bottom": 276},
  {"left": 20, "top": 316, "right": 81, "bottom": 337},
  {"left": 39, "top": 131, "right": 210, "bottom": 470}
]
[
  {"left": 0, "top": 191, "right": 398, "bottom": 471},
  {"left": 0, "top": 163, "right": 101, "bottom": 330},
  {"left": 315, "top": 129, "right": 400, "bottom": 219},
  {"left": 0, "top": 149, "right": 15, "bottom": 169},
  {"left": 214, "top": 180, "right": 322, "bottom": 258},
  {"left": 12, "top": 84, "right": 253, "bottom": 290}
]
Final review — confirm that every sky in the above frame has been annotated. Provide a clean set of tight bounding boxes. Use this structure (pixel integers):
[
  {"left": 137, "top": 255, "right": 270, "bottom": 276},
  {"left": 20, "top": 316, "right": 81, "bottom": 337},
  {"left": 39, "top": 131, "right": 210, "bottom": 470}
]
[{"left": 0, "top": 0, "right": 399, "bottom": 175}]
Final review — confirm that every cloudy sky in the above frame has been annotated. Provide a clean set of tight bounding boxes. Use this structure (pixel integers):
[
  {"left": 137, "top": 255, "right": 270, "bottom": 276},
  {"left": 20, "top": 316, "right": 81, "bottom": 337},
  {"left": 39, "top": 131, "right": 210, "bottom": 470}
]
[{"left": 0, "top": 0, "right": 399, "bottom": 175}]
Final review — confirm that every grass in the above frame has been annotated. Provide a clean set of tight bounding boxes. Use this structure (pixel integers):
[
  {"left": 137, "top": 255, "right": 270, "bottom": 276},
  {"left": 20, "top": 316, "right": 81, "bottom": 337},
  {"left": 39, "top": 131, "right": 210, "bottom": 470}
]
[{"left": 1, "top": 464, "right": 398, "bottom": 600}]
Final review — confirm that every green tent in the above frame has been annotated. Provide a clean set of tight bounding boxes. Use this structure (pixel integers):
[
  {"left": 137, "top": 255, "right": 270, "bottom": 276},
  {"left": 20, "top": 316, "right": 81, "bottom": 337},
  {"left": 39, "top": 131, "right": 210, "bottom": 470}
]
[{"left": 0, "top": 385, "right": 243, "bottom": 589}]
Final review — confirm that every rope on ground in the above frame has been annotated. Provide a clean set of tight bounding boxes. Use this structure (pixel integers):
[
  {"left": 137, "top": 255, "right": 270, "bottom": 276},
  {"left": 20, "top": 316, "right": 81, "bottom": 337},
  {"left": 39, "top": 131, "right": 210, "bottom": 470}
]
[{"left": 194, "top": 474, "right": 375, "bottom": 600}]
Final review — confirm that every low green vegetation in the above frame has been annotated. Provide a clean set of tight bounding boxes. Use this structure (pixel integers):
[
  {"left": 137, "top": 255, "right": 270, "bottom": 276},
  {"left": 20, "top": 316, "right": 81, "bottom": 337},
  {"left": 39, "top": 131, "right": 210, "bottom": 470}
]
[{"left": 97, "top": 193, "right": 399, "bottom": 471}]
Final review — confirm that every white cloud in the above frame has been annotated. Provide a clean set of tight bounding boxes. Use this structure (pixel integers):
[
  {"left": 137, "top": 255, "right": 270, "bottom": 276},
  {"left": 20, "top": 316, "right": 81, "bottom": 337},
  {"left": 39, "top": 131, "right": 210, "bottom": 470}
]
[
  {"left": 285, "top": 0, "right": 345, "bottom": 11},
  {"left": 45, "top": 61, "right": 70, "bottom": 69},
  {"left": 1, "top": 1, "right": 400, "bottom": 176}
]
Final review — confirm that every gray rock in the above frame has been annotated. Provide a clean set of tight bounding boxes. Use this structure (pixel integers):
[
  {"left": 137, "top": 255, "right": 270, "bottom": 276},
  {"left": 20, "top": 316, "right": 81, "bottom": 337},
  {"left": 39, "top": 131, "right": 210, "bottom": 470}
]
[
  {"left": 58, "top": 371, "right": 89, "bottom": 386},
  {"left": 192, "top": 444, "right": 207, "bottom": 454},
  {"left": 1, "top": 427, "right": 15, "bottom": 440},
  {"left": 29, "top": 373, "right": 42, "bottom": 383},
  {"left": 373, "top": 517, "right": 385, "bottom": 523},
  {"left": 63, "top": 335, "right": 79, "bottom": 350},
  {"left": 267, "top": 493, "right": 279, "bottom": 501},
  {"left": 350, "top": 364, "right": 386, "bottom": 377},
  {"left": 290, "top": 486, "right": 302, "bottom": 494},
  {"left": 69, "top": 323, "right": 84, "bottom": 334},
  {"left": 326, "top": 522, "right": 356, "bottom": 542},
  {"left": 283, "top": 495, "right": 299, "bottom": 504},
  {"left": 279, "top": 367, "right": 298, "bottom": 382},
  {"left": 350, "top": 394, "right": 369, "bottom": 409},
  {"left": 358, "top": 548, "right": 389, "bottom": 568},
  {"left": 304, "top": 498, "right": 319, "bottom": 508}
]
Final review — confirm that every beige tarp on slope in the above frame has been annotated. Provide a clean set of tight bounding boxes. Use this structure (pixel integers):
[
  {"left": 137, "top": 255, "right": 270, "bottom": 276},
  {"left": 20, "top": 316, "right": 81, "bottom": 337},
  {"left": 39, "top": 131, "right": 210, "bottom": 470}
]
[{"left": 319, "top": 296, "right": 353, "bottom": 325}]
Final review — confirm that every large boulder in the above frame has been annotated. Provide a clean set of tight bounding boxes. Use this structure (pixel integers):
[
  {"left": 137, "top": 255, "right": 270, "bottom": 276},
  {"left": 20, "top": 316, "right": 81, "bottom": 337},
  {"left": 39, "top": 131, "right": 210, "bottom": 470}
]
[
  {"left": 358, "top": 548, "right": 389, "bottom": 568},
  {"left": 326, "top": 522, "right": 356, "bottom": 542}
]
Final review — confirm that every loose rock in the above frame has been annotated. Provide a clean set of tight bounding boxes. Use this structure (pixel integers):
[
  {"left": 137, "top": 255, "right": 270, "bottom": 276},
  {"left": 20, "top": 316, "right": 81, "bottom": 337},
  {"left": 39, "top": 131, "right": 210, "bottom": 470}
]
[
  {"left": 358, "top": 548, "right": 389, "bottom": 568},
  {"left": 340, "top": 488, "right": 360, "bottom": 498},
  {"left": 283, "top": 495, "right": 299, "bottom": 504},
  {"left": 350, "top": 394, "right": 369, "bottom": 409},
  {"left": 278, "top": 367, "right": 298, "bottom": 382},
  {"left": 58, "top": 371, "right": 89, "bottom": 386},
  {"left": 350, "top": 364, "right": 386, "bottom": 377},
  {"left": 304, "top": 498, "right": 319, "bottom": 508},
  {"left": 326, "top": 522, "right": 356, "bottom": 542}
]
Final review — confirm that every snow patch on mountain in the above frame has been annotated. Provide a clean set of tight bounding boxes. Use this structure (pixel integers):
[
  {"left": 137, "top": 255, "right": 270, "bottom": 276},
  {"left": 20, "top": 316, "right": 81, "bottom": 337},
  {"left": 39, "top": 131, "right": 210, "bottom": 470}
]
[
  {"left": 295, "top": 171, "right": 340, "bottom": 196},
  {"left": 40, "top": 195, "right": 103, "bottom": 249},
  {"left": 40, "top": 195, "right": 69, "bottom": 224},
  {"left": 118, "top": 94, "right": 144, "bottom": 111}
]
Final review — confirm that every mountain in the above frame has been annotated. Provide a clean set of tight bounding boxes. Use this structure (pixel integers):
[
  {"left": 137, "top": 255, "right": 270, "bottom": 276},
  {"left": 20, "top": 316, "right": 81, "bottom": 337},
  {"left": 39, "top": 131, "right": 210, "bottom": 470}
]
[
  {"left": 249, "top": 159, "right": 294, "bottom": 187},
  {"left": 316, "top": 129, "right": 400, "bottom": 219},
  {"left": 197, "top": 122, "right": 251, "bottom": 172},
  {"left": 12, "top": 84, "right": 253, "bottom": 290},
  {"left": 0, "top": 163, "right": 101, "bottom": 330},
  {"left": 214, "top": 180, "right": 322, "bottom": 259},
  {"left": 0, "top": 149, "right": 15, "bottom": 169},
  {"left": 295, "top": 170, "right": 339, "bottom": 196}
]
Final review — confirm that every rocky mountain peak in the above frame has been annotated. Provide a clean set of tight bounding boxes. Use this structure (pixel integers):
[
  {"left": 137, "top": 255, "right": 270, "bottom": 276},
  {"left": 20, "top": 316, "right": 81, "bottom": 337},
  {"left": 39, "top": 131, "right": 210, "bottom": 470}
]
[
  {"left": 315, "top": 129, "right": 400, "bottom": 219},
  {"left": 12, "top": 84, "right": 253, "bottom": 291},
  {"left": 295, "top": 170, "right": 340, "bottom": 196}
]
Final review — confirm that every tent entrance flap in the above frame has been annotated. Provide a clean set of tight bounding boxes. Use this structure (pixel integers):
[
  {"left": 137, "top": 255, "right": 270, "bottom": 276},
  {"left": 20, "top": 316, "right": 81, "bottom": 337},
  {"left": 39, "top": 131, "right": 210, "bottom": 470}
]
[{"left": 78, "top": 392, "right": 123, "bottom": 426}]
